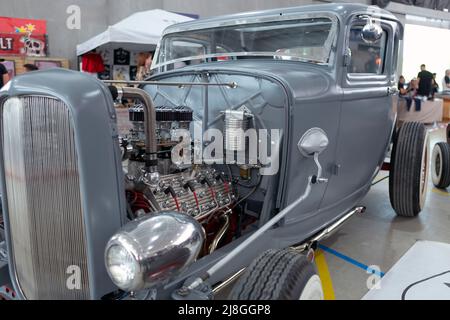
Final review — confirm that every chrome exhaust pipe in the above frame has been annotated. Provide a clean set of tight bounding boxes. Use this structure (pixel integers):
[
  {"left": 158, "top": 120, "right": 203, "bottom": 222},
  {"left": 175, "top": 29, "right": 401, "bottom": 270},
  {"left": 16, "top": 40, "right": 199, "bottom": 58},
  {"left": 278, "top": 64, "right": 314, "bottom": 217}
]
[
  {"left": 292, "top": 206, "right": 365, "bottom": 252},
  {"left": 209, "top": 213, "right": 230, "bottom": 254},
  {"left": 310, "top": 206, "right": 365, "bottom": 243},
  {"left": 108, "top": 86, "right": 158, "bottom": 172},
  {"left": 212, "top": 268, "right": 245, "bottom": 294}
]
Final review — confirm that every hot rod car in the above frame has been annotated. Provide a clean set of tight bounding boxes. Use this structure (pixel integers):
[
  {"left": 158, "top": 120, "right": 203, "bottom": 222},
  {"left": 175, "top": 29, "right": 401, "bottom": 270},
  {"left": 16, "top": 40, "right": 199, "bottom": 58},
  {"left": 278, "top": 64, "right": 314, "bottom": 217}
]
[{"left": 0, "top": 4, "right": 437, "bottom": 300}]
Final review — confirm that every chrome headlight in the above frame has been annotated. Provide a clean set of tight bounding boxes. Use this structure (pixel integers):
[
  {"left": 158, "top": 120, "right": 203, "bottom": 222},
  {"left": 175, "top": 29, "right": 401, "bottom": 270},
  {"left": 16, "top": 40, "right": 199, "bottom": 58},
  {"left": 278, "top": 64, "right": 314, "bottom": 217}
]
[
  {"left": 105, "top": 244, "right": 139, "bottom": 290},
  {"left": 105, "top": 211, "right": 205, "bottom": 292}
]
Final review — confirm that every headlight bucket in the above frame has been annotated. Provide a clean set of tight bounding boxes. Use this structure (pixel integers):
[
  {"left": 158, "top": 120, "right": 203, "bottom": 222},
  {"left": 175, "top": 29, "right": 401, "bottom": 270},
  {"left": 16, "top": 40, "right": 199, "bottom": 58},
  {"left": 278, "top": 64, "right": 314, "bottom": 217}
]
[{"left": 105, "top": 211, "right": 205, "bottom": 292}]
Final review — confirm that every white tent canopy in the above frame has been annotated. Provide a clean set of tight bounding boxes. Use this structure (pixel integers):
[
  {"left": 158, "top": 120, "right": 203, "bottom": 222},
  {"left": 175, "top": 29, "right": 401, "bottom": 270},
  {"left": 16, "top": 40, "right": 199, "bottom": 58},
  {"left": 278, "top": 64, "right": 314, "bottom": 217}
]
[{"left": 76, "top": 9, "right": 194, "bottom": 56}]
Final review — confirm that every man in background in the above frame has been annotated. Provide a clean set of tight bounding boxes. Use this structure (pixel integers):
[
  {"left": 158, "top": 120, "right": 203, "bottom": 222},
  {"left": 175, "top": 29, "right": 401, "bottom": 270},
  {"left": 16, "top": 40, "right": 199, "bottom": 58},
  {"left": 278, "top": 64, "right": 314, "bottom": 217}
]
[
  {"left": 417, "top": 64, "right": 433, "bottom": 98},
  {"left": 0, "top": 59, "right": 10, "bottom": 88}
]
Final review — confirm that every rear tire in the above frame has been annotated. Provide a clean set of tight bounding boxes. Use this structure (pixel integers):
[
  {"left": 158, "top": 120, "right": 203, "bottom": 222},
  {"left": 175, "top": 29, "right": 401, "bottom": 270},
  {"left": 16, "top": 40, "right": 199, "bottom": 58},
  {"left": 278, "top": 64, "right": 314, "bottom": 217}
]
[
  {"left": 431, "top": 142, "right": 450, "bottom": 189},
  {"left": 229, "top": 249, "right": 323, "bottom": 300},
  {"left": 389, "top": 122, "right": 429, "bottom": 217}
]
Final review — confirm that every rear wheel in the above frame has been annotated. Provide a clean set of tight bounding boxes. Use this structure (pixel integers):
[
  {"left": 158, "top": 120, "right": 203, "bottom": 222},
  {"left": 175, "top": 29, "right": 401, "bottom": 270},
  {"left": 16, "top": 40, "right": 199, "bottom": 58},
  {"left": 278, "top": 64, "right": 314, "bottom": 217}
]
[
  {"left": 431, "top": 142, "right": 450, "bottom": 189},
  {"left": 389, "top": 122, "right": 429, "bottom": 217},
  {"left": 229, "top": 249, "right": 323, "bottom": 300}
]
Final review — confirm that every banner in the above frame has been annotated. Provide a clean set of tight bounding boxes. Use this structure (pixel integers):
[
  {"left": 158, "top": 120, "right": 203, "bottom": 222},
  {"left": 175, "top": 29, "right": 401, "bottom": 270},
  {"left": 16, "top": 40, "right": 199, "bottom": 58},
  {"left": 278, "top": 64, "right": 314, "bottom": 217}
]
[
  {"left": 0, "top": 33, "right": 47, "bottom": 56},
  {"left": 0, "top": 17, "right": 47, "bottom": 56},
  {"left": 0, "top": 17, "right": 47, "bottom": 35}
]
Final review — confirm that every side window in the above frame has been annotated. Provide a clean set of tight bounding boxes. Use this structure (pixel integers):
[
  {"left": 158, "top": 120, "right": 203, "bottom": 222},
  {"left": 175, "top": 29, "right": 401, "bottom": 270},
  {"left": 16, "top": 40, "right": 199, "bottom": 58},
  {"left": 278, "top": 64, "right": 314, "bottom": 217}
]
[
  {"left": 170, "top": 40, "right": 206, "bottom": 60},
  {"left": 347, "top": 25, "right": 387, "bottom": 75},
  {"left": 167, "top": 40, "right": 207, "bottom": 70}
]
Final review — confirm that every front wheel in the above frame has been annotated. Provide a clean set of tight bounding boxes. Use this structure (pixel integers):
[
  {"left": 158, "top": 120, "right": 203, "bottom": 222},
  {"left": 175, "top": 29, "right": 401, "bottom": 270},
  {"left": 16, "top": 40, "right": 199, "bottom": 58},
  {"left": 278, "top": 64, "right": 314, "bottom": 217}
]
[{"left": 229, "top": 249, "right": 324, "bottom": 300}]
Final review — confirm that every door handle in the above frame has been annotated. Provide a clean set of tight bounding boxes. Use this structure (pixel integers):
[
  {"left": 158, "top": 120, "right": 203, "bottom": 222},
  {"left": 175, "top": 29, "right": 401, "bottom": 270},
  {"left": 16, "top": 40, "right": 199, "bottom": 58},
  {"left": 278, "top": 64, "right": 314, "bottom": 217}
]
[{"left": 387, "top": 86, "right": 399, "bottom": 96}]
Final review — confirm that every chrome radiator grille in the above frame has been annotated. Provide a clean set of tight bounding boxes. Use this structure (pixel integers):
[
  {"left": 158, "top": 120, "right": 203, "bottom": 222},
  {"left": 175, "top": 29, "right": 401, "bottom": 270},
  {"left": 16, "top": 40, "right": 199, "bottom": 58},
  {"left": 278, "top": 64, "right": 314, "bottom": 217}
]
[{"left": 2, "top": 96, "right": 90, "bottom": 299}]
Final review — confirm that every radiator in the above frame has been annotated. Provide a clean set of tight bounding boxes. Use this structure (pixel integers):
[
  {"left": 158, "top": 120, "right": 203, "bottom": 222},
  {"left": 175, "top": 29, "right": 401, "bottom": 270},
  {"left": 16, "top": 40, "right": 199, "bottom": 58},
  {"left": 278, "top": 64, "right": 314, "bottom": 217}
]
[{"left": 1, "top": 96, "right": 90, "bottom": 299}]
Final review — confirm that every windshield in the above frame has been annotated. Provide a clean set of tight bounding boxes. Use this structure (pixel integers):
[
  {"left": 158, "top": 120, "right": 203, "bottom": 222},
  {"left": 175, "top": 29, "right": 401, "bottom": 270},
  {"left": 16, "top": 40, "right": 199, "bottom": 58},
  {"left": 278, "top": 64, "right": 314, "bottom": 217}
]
[{"left": 153, "top": 15, "right": 338, "bottom": 72}]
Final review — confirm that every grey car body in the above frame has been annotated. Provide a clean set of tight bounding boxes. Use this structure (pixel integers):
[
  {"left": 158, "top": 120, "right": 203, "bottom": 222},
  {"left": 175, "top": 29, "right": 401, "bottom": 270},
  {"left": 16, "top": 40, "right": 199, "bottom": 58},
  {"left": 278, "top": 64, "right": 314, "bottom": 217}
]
[{"left": 0, "top": 4, "right": 403, "bottom": 299}]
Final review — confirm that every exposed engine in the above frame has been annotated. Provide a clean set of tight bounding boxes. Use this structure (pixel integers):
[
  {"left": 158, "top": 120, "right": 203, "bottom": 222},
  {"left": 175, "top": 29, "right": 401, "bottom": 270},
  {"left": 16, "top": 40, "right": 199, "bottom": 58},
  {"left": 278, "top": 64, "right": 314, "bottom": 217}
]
[
  {"left": 119, "top": 97, "right": 258, "bottom": 254},
  {"left": 126, "top": 167, "right": 234, "bottom": 220}
]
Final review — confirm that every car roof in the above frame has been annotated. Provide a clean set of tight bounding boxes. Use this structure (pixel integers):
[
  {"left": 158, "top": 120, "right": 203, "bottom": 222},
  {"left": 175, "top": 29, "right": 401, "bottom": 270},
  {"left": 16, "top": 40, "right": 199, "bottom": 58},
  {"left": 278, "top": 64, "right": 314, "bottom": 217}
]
[{"left": 163, "top": 3, "right": 396, "bottom": 35}]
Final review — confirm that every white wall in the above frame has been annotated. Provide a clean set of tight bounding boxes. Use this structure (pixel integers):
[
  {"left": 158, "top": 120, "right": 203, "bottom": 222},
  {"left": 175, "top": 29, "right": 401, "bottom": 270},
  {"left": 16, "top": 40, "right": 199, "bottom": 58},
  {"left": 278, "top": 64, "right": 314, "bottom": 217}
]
[{"left": 402, "top": 23, "right": 450, "bottom": 88}]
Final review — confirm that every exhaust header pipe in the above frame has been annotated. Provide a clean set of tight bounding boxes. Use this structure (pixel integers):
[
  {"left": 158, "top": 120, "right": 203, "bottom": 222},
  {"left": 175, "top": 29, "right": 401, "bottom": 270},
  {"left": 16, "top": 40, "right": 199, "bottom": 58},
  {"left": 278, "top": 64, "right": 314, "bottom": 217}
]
[{"left": 108, "top": 86, "right": 158, "bottom": 172}]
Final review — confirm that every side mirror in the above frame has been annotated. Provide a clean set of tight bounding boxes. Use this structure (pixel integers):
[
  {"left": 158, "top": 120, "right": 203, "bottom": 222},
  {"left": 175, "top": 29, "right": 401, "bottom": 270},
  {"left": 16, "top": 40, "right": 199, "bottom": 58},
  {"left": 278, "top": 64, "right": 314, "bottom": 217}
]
[
  {"left": 298, "top": 128, "right": 329, "bottom": 157},
  {"left": 361, "top": 17, "right": 383, "bottom": 44}
]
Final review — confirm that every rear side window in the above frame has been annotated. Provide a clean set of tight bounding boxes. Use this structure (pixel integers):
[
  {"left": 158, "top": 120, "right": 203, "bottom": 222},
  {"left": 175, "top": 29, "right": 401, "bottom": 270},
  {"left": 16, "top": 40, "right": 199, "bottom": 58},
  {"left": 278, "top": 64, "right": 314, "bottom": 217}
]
[{"left": 347, "top": 25, "right": 387, "bottom": 75}]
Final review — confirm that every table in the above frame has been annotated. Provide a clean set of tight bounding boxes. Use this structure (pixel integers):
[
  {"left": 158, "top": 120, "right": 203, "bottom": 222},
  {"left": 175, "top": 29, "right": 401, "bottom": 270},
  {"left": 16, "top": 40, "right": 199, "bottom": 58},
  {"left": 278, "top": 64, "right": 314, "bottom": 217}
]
[{"left": 397, "top": 98, "right": 443, "bottom": 124}]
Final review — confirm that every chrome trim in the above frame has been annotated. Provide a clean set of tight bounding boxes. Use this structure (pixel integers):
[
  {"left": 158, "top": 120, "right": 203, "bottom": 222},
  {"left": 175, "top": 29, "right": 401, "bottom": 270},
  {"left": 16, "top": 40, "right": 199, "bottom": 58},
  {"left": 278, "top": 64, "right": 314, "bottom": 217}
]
[
  {"left": 294, "top": 206, "right": 366, "bottom": 249},
  {"left": 209, "top": 213, "right": 230, "bottom": 254},
  {"left": 154, "top": 12, "right": 339, "bottom": 70},
  {"left": 163, "top": 11, "right": 339, "bottom": 37},
  {"left": 212, "top": 268, "right": 245, "bottom": 294},
  {"left": 1, "top": 95, "right": 90, "bottom": 299},
  {"left": 103, "top": 80, "right": 238, "bottom": 88},
  {"left": 117, "top": 87, "right": 158, "bottom": 172}
]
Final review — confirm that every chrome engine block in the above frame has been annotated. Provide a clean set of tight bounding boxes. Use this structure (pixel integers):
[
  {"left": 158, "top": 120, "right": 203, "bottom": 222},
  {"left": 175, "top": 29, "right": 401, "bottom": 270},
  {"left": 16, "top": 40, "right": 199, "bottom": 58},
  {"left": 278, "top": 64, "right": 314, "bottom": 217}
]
[{"left": 142, "top": 167, "right": 234, "bottom": 220}]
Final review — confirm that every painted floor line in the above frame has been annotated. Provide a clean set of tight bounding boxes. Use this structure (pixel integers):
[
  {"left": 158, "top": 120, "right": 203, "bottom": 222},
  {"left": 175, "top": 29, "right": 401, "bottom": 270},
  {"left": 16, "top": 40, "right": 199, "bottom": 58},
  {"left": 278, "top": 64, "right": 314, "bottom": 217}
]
[
  {"left": 432, "top": 188, "right": 450, "bottom": 197},
  {"left": 315, "top": 249, "right": 335, "bottom": 300},
  {"left": 319, "top": 244, "right": 385, "bottom": 278}
]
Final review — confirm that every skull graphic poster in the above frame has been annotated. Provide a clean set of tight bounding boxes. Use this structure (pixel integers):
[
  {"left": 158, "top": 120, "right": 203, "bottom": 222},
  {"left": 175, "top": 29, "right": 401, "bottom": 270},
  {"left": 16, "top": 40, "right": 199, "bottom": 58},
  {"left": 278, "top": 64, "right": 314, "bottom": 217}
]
[
  {"left": 0, "top": 33, "right": 47, "bottom": 56},
  {"left": 0, "top": 17, "right": 47, "bottom": 56}
]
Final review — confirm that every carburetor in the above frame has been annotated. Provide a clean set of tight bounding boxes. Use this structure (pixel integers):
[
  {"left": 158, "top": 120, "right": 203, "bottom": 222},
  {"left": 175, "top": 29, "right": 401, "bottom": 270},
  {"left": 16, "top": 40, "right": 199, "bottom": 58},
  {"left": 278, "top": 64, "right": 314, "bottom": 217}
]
[
  {"left": 125, "top": 104, "right": 193, "bottom": 175},
  {"left": 128, "top": 104, "right": 193, "bottom": 148}
]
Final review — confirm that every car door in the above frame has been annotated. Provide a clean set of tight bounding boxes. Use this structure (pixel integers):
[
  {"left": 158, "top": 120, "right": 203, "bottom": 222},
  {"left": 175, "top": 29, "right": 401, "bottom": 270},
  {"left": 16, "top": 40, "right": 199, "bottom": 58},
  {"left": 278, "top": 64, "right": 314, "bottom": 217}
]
[{"left": 320, "top": 15, "right": 400, "bottom": 210}]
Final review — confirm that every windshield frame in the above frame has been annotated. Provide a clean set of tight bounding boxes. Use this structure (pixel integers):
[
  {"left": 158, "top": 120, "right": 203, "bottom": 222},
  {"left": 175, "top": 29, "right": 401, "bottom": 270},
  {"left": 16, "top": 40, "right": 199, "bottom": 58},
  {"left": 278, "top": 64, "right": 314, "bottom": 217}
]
[{"left": 152, "top": 11, "right": 339, "bottom": 72}]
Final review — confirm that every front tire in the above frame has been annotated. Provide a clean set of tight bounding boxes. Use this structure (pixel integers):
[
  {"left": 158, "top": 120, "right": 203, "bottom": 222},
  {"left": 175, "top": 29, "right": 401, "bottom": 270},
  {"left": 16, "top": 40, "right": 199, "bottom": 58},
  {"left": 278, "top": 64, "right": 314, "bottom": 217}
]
[
  {"left": 229, "top": 249, "right": 324, "bottom": 300},
  {"left": 431, "top": 142, "right": 450, "bottom": 189},
  {"left": 389, "top": 122, "right": 429, "bottom": 217}
]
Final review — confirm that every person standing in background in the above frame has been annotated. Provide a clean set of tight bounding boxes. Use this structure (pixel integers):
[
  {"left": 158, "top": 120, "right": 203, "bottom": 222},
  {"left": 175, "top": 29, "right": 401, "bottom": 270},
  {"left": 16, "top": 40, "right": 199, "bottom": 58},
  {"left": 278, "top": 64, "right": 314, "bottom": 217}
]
[
  {"left": 0, "top": 59, "right": 10, "bottom": 88},
  {"left": 431, "top": 73, "right": 439, "bottom": 100},
  {"left": 417, "top": 64, "right": 433, "bottom": 98},
  {"left": 136, "top": 52, "right": 153, "bottom": 81},
  {"left": 443, "top": 69, "right": 450, "bottom": 91}
]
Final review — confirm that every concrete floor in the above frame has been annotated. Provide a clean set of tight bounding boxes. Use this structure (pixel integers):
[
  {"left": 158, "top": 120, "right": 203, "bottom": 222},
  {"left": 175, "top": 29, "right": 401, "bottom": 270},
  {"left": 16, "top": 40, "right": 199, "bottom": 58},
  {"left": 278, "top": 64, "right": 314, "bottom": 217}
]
[{"left": 320, "top": 125, "right": 450, "bottom": 300}]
